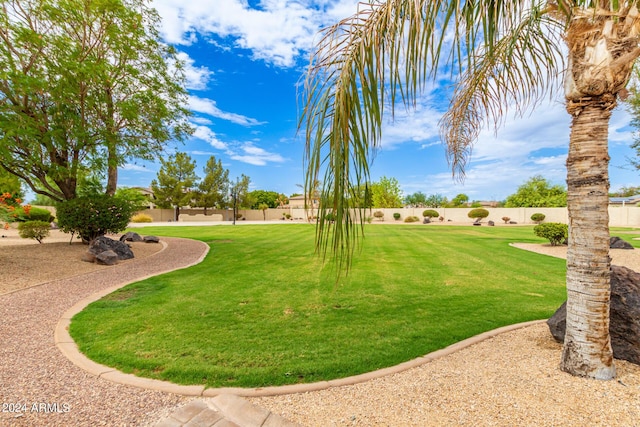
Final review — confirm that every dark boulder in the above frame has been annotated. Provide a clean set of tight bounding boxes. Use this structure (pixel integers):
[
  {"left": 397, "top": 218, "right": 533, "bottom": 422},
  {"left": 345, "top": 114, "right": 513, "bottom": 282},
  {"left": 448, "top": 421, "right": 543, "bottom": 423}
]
[
  {"left": 610, "top": 236, "right": 634, "bottom": 250},
  {"left": 143, "top": 235, "right": 160, "bottom": 243},
  {"left": 89, "top": 236, "right": 134, "bottom": 260},
  {"left": 120, "top": 231, "right": 143, "bottom": 242},
  {"left": 547, "top": 265, "right": 640, "bottom": 365},
  {"left": 488, "top": 220, "right": 495, "bottom": 226},
  {"left": 96, "top": 250, "right": 119, "bottom": 266}
]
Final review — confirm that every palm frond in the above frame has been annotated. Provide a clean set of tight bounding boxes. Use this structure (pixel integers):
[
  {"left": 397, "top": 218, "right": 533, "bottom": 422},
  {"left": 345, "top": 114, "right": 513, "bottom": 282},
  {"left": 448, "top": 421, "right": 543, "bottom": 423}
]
[
  {"left": 442, "top": 7, "right": 565, "bottom": 177},
  {"left": 301, "top": 0, "right": 557, "bottom": 271}
]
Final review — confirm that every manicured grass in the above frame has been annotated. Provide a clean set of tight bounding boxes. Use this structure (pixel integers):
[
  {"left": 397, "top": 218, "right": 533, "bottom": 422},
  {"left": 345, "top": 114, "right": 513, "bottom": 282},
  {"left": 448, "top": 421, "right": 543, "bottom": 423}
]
[{"left": 70, "top": 224, "right": 570, "bottom": 388}]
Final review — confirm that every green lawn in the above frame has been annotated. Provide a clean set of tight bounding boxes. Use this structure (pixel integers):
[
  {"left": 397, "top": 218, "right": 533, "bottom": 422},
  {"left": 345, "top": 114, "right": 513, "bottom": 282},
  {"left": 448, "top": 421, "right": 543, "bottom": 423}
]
[{"left": 71, "top": 224, "right": 576, "bottom": 388}]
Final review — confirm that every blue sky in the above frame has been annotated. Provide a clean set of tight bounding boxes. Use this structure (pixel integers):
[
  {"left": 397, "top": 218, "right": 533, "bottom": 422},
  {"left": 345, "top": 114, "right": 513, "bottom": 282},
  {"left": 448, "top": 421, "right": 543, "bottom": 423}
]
[{"left": 116, "top": 0, "right": 640, "bottom": 202}]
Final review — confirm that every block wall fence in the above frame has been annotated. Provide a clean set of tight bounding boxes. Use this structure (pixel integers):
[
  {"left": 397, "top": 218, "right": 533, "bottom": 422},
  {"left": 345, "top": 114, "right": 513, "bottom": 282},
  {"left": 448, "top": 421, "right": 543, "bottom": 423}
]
[{"left": 134, "top": 206, "right": 640, "bottom": 227}]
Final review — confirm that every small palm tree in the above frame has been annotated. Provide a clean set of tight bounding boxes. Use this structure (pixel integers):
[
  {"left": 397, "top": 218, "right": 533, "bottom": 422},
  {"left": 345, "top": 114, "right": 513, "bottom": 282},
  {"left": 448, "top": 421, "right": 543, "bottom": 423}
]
[{"left": 302, "top": 1, "right": 640, "bottom": 380}]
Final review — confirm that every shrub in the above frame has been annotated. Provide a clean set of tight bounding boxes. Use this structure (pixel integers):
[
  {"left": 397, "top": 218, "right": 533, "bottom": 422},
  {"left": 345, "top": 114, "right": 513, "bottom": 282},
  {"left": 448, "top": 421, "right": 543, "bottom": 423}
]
[
  {"left": 502, "top": 216, "right": 511, "bottom": 224},
  {"left": 468, "top": 208, "right": 489, "bottom": 220},
  {"left": 13, "top": 206, "right": 54, "bottom": 223},
  {"left": 56, "top": 194, "right": 138, "bottom": 242},
  {"left": 533, "top": 222, "right": 568, "bottom": 246},
  {"left": 131, "top": 213, "right": 153, "bottom": 223},
  {"left": 18, "top": 220, "right": 50, "bottom": 243},
  {"left": 373, "top": 210, "right": 384, "bottom": 221},
  {"left": 422, "top": 209, "right": 439, "bottom": 218},
  {"left": 531, "top": 213, "right": 546, "bottom": 223},
  {"left": 393, "top": 212, "right": 401, "bottom": 220},
  {"left": 324, "top": 212, "right": 335, "bottom": 222},
  {"left": 404, "top": 216, "right": 420, "bottom": 223}
]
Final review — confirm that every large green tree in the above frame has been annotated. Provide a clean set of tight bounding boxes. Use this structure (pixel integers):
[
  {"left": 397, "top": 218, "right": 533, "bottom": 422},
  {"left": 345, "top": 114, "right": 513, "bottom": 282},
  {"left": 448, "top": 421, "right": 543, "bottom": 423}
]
[
  {"left": 504, "top": 175, "right": 567, "bottom": 207},
  {"left": 0, "top": 0, "right": 191, "bottom": 201},
  {"left": 303, "top": 0, "right": 640, "bottom": 380},
  {"left": 370, "top": 176, "right": 403, "bottom": 208},
  {"left": 196, "top": 156, "right": 229, "bottom": 213},
  {"left": 150, "top": 152, "right": 198, "bottom": 221}
]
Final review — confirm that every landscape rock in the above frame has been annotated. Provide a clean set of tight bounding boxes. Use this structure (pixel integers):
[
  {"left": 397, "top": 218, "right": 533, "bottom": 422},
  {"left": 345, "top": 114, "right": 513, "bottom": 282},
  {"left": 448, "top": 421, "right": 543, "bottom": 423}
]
[
  {"left": 120, "top": 231, "right": 143, "bottom": 242},
  {"left": 509, "top": 221, "right": 518, "bottom": 224},
  {"left": 547, "top": 265, "right": 640, "bottom": 365},
  {"left": 610, "top": 236, "right": 634, "bottom": 250},
  {"left": 89, "top": 236, "right": 134, "bottom": 260},
  {"left": 143, "top": 235, "right": 160, "bottom": 243},
  {"left": 488, "top": 220, "right": 495, "bottom": 226},
  {"left": 423, "top": 218, "right": 431, "bottom": 224},
  {"left": 95, "top": 250, "right": 119, "bottom": 266}
]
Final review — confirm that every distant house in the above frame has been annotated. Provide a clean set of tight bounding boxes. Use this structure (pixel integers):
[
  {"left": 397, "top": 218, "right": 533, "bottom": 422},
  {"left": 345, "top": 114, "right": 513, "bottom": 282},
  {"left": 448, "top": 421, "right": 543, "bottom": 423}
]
[
  {"left": 288, "top": 194, "right": 319, "bottom": 209},
  {"left": 609, "top": 194, "right": 640, "bottom": 206},
  {"left": 132, "top": 187, "right": 157, "bottom": 209}
]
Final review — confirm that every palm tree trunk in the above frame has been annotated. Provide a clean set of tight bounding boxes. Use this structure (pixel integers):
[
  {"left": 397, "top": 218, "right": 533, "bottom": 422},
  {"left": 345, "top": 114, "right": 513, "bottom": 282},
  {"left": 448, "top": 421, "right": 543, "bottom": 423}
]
[{"left": 561, "top": 104, "right": 615, "bottom": 380}]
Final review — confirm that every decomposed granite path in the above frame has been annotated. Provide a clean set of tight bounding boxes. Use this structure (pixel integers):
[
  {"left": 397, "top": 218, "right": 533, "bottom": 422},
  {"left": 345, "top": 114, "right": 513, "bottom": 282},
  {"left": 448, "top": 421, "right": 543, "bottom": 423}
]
[{"left": 0, "top": 236, "right": 296, "bottom": 427}]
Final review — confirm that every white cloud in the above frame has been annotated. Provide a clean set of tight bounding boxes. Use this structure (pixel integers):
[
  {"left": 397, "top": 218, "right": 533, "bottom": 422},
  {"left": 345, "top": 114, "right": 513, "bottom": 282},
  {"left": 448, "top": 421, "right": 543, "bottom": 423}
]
[
  {"left": 188, "top": 95, "right": 264, "bottom": 126},
  {"left": 192, "top": 125, "right": 228, "bottom": 150},
  {"left": 151, "top": 0, "right": 361, "bottom": 67},
  {"left": 175, "top": 51, "right": 213, "bottom": 90},
  {"left": 230, "top": 142, "right": 287, "bottom": 166},
  {"left": 121, "top": 163, "right": 153, "bottom": 172}
]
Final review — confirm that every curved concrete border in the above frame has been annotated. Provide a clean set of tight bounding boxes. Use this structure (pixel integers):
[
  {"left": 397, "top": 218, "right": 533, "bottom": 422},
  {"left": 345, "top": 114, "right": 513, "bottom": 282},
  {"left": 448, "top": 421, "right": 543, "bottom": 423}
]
[{"left": 56, "top": 238, "right": 546, "bottom": 397}]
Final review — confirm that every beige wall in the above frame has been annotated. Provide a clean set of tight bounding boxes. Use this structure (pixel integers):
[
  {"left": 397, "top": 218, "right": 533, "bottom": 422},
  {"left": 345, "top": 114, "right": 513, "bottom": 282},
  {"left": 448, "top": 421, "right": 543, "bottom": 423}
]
[{"left": 136, "top": 206, "right": 640, "bottom": 227}]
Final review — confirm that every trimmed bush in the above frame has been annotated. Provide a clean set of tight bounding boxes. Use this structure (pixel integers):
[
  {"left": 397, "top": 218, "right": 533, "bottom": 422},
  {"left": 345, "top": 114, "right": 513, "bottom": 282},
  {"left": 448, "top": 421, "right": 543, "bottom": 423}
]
[
  {"left": 531, "top": 213, "right": 546, "bottom": 223},
  {"left": 373, "top": 211, "right": 384, "bottom": 221},
  {"left": 131, "top": 213, "right": 153, "bottom": 223},
  {"left": 404, "top": 216, "right": 420, "bottom": 223},
  {"left": 502, "top": 216, "right": 511, "bottom": 224},
  {"left": 393, "top": 212, "right": 401, "bottom": 220},
  {"left": 468, "top": 208, "right": 489, "bottom": 220},
  {"left": 13, "top": 206, "right": 54, "bottom": 223},
  {"left": 533, "top": 222, "right": 568, "bottom": 246},
  {"left": 422, "top": 209, "right": 439, "bottom": 218},
  {"left": 18, "top": 220, "right": 50, "bottom": 243},
  {"left": 56, "top": 194, "right": 139, "bottom": 242}
]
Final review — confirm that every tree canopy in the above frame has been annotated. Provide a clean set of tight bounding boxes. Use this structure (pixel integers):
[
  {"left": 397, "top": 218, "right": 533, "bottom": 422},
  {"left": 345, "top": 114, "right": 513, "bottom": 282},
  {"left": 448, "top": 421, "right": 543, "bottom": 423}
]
[
  {"left": 196, "top": 156, "right": 229, "bottom": 211},
  {"left": 0, "top": 0, "right": 191, "bottom": 201},
  {"left": 504, "top": 175, "right": 567, "bottom": 207},
  {"left": 150, "top": 152, "right": 198, "bottom": 220},
  {"left": 370, "top": 176, "right": 403, "bottom": 208}
]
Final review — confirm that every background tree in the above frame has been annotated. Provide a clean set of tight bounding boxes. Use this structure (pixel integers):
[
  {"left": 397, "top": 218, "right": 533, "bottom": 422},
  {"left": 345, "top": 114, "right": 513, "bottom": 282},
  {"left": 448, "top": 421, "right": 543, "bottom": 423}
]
[
  {"left": 370, "top": 176, "right": 403, "bottom": 208},
  {"left": 150, "top": 152, "right": 198, "bottom": 221},
  {"left": 258, "top": 203, "right": 269, "bottom": 220},
  {"left": 609, "top": 185, "right": 640, "bottom": 197},
  {"left": 450, "top": 193, "right": 469, "bottom": 207},
  {"left": 504, "top": 175, "right": 567, "bottom": 207},
  {"left": 425, "top": 193, "right": 448, "bottom": 208},
  {"left": 196, "top": 156, "right": 229, "bottom": 213},
  {"left": 404, "top": 191, "right": 427, "bottom": 207},
  {"left": 303, "top": 0, "right": 640, "bottom": 379},
  {"left": 0, "top": 0, "right": 191, "bottom": 201},
  {"left": 229, "top": 174, "right": 251, "bottom": 225},
  {"left": 248, "top": 190, "right": 282, "bottom": 209}
]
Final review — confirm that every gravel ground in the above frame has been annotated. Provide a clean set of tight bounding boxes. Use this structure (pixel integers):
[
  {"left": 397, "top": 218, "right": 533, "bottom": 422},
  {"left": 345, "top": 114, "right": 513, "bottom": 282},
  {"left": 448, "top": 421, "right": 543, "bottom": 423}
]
[
  {"left": 0, "top": 232, "right": 209, "bottom": 426},
  {"left": 2, "top": 230, "right": 639, "bottom": 426}
]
